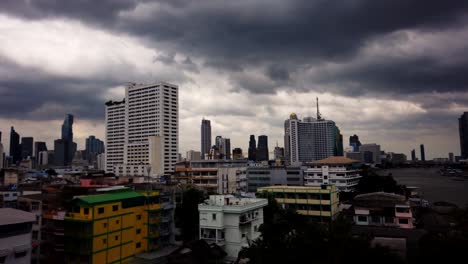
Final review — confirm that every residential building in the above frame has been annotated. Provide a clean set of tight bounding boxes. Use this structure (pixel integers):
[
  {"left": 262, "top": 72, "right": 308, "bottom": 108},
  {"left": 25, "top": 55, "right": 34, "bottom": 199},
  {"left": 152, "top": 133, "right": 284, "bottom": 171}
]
[
  {"left": 17, "top": 194, "right": 43, "bottom": 263},
  {"left": 353, "top": 192, "right": 414, "bottom": 229},
  {"left": 304, "top": 156, "right": 362, "bottom": 192},
  {"left": 349, "top": 134, "right": 361, "bottom": 152},
  {"left": 9, "top": 126, "right": 21, "bottom": 164},
  {"left": 256, "top": 135, "right": 269, "bottom": 161},
  {"left": 284, "top": 113, "right": 337, "bottom": 163},
  {"left": 0, "top": 190, "right": 21, "bottom": 208},
  {"left": 257, "top": 185, "right": 339, "bottom": 222},
  {"left": 248, "top": 135, "right": 256, "bottom": 161},
  {"left": 0, "top": 208, "right": 36, "bottom": 264},
  {"left": 174, "top": 160, "right": 248, "bottom": 194},
  {"left": 385, "top": 152, "right": 407, "bottom": 165},
  {"left": 459, "top": 112, "right": 468, "bottom": 159},
  {"left": 105, "top": 82, "right": 179, "bottom": 177},
  {"left": 64, "top": 188, "right": 163, "bottom": 263},
  {"left": 97, "top": 153, "right": 106, "bottom": 170},
  {"left": 186, "top": 150, "right": 201, "bottom": 161},
  {"left": 360, "top": 144, "right": 381, "bottom": 165},
  {"left": 232, "top": 148, "right": 243, "bottom": 160},
  {"left": 420, "top": 144, "right": 425, "bottom": 162},
  {"left": 246, "top": 165, "right": 304, "bottom": 192},
  {"left": 201, "top": 119, "right": 212, "bottom": 160},
  {"left": 411, "top": 149, "right": 416, "bottom": 161},
  {"left": 21, "top": 137, "right": 33, "bottom": 159},
  {"left": 198, "top": 195, "right": 267, "bottom": 260}
]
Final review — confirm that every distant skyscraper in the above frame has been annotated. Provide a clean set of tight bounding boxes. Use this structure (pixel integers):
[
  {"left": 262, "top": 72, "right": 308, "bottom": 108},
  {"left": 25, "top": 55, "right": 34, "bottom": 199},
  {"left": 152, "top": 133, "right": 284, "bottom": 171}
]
[
  {"left": 54, "top": 114, "right": 77, "bottom": 166},
  {"left": 248, "top": 135, "right": 257, "bottom": 161},
  {"left": 0, "top": 139, "right": 3, "bottom": 169},
  {"left": 214, "top": 136, "right": 231, "bottom": 160},
  {"left": 284, "top": 113, "right": 337, "bottom": 163},
  {"left": 201, "top": 119, "right": 212, "bottom": 160},
  {"left": 186, "top": 150, "right": 201, "bottom": 161},
  {"left": 85, "top": 135, "right": 104, "bottom": 162},
  {"left": 459, "top": 112, "right": 468, "bottom": 159},
  {"left": 105, "top": 82, "right": 179, "bottom": 176},
  {"left": 21, "top": 137, "right": 33, "bottom": 159},
  {"left": 9, "top": 127, "right": 21, "bottom": 164},
  {"left": 420, "top": 144, "right": 425, "bottom": 161},
  {"left": 61, "top": 114, "right": 74, "bottom": 142},
  {"left": 54, "top": 139, "right": 67, "bottom": 166},
  {"left": 274, "top": 144, "right": 285, "bottom": 160},
  {"left": 34, "top": 142, "right": 47, "bottom": 160},
  {"left": 232, "top": 148, "right": 243, "bottom": 160},
  {"left": 335, "top": 127, "right": 344, "bottom": 156},
  {"left": 223, "top": 138, "right": 231, "bottom": 160},
  {"left": 349, "top": 134, "right": 361, "bottom": 152},
  {"left": 257, "top": 135, "right": 269, "bottom": 161},
  {"left": 360, "top": 144, "right": 382, "bottom": 165},
  {"left": 411, "top": 149, "right": 416, "bottom": 161}
]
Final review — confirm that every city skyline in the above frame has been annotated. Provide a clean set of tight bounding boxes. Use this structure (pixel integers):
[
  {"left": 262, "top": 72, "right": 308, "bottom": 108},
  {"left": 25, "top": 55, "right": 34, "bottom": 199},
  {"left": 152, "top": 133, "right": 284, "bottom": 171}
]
[{"left": 1, "top": 1, "right": 468, "bottom": 159}]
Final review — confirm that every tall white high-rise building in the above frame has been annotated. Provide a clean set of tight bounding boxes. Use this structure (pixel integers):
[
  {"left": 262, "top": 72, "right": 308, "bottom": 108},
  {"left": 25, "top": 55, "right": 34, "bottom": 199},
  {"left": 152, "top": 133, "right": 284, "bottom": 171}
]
[
  {"left": 284, "top": 113, "right": 337, "bottom": 163},
  {"left": 105, "top": 82, "right": 178, "bottom": 176}
]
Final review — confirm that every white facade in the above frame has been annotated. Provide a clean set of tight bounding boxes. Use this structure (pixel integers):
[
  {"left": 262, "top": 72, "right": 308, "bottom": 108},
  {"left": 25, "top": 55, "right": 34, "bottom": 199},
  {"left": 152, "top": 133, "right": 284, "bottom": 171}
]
[
  {"left": 304, "top": 158, "right": 362, "bottom": 192},
  {"left": 0, "top": 208, "right": 36, "bottom": 264},
  {"left": 186, "top": 150, "right": 201, "bottom": 161},
  {"left": 96, "top": 153, "right": 105, "bottom": 170},
  {"left": 198, "top": 195, "right": 267, "bottom": 260},
  {"left": 105, "top": 82, "right": 178, "bottom": 176}
]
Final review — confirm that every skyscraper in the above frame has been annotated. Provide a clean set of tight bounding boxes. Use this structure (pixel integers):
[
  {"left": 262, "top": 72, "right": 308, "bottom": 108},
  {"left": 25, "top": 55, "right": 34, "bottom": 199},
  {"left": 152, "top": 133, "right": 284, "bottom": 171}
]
[
  {"left": 34, "top": 142, "right": 47, "bottom": 160},
  {"left": 105, "top": 82, "right": 179, "bottom": 176},
  {"left": 349, "top": 134, "right": 361, "bottom": 152},
  {"left": 411, "top": 149, "right": 416, "bottom": 161},
  {"left": 335, "top": 127, "right": 344, "bottom": 156},
  {"left": 420, "top": 144, "right": 425, "bottom": 162},
  {"left": 0, "top": 132, "right": 3, "bottom": 169},
  {"left": 54, "top": 114, "right": 77, "bottom": 166},
  {"left": 9, "top": 127, "right": 21, "bottom": 164},
  {"left": 85, "top": 135, "right": 105, "bottom": 161},
  {"left": 61, "top": 114, "right": 74, "bottom": 141},
  {"left": 274, "top": 144, "right": 284, "bottom": 160},
  {"left": 201, "top": 119, "right": 211, "bottom": 160},
  {"left": 257, "top": 135, "right": 269, "bottom": 161},
  {"left": 21, "top": 137, "right": 34, "bottom": 159},
  {"left": 232, "top": 148, "right": 243, "bottom": 160},
  {"left": 284, "top": 113, "right": 337, "bottom": 163},
  {"left": 223, "top": 138, "right": 231, "bottom": 160},
  {"left": 248, "top": 135, "right": 257, "bottom": 161},
  {"left": 459, "top": 112, "right": 468, "bottom": 159}
]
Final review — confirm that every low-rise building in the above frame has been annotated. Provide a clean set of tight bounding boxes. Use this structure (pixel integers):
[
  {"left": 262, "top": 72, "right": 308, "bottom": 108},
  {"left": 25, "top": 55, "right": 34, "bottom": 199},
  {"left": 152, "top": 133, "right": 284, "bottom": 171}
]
[
  {"left": 304, "top": 156, "right": 362, "bottom": 192},
  {"left": 353, "top": 192, "right": 414, "bottom": 229},
  {"left": 198, "top": 195, "right": 267, "bottom": 260},
  {"left": 246, "top": 165, "right": 304, "bottom": 192},
  {"left": 0, "top": 208, "right": 36, "bottom": 264},
  {"left": 257, "top": 185, "right": 339, "bottom": 222},
  {"left": 17, "top": 194, "right": 43, "bottom": 263}
]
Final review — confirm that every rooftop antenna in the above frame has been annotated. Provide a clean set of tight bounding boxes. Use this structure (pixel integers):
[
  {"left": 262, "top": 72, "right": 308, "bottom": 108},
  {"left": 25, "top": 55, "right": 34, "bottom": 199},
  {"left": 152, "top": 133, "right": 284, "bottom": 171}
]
[{"left": 316, "top": 97, "right": 322, "bottom": 120}]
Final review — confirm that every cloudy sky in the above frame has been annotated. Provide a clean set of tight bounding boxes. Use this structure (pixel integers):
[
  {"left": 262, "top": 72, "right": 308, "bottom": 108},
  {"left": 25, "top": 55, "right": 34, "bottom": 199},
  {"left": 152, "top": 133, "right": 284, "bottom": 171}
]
[{"left": 1, "top": 0, "right": 468, "bottom": 159}]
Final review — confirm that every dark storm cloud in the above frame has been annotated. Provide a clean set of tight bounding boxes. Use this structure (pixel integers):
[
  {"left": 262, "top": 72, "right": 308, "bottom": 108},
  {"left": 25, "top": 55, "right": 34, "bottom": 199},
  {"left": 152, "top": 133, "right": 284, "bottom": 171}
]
[{"left": 2, "top": 0, "right": 468, "bottom": 96}]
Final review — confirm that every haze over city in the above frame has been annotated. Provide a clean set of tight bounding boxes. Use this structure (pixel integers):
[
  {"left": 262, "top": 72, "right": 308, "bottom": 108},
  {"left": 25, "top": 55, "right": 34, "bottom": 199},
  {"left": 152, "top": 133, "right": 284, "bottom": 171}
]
[{"left": 1, "top": 1, "right": 468, "bottom": 159}]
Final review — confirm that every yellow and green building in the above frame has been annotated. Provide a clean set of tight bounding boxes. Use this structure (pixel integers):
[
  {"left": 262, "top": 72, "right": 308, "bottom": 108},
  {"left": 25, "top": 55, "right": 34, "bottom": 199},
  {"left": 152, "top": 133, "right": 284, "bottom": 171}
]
[
  {"left": 64, "top": 188, "right": 162, "bottom": 264},
  {"left": 257, "top": 185, "right": 339, "bottom": 221}
]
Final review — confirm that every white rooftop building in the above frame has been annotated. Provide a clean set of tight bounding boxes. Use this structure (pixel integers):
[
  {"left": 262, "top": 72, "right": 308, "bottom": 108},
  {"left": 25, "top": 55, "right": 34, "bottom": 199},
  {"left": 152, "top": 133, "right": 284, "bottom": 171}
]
[
  {"left": 198, "top": 195, "right": 267, "bottom": 260},
  {"left": 0, "top": 208, "right": 36, "bottom": 264}
]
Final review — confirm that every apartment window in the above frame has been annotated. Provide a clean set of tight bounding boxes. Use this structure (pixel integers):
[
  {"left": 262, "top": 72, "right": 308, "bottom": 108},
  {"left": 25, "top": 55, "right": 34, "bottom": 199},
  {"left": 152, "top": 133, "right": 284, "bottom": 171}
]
[
  {"left": 212, "top": 214, "right": 216, "bottom": 220},
  {"left": 103, "top": 238, "right": 107, "bottom": 244},
  {"left": 136, "top": 242, "right": 141, "bottom": 248},
  {"left": 14, "top": 251, "right": 27, "bottom": 258},
  {"left": 84, "top": 208, "right": 89, "bottom": 215},
  {"left": 399, "top": 218, "right": 409, "bottom": 224},
  {"left": 115, "top": 235, "right": 119, "bottom": 241},
  {"left": 112, "top": 205, "right": 118, "bottom": 212},
  {"left": 116, "top": 220, "right": 120, "bottom": 224},
  {"left": 254, "top": 225, "right": 258, "bottom": 232},
  {"left": 136, "top": 229, "right": 141, "bottom": 234},
  {"left": 103, "top": 223, "right": 107, "bottom": 228},
  {"left": 98, "top": 207, "right": 105, "bottom": 214},
  {"left": 136, "top": 215, "right": 142, "bottom": 220},
  {"left": 357, "top": 216, "right": 367, "bottom": 222},
  {"left": 242, "top": 234, "right": 246, "bottom": 238}
]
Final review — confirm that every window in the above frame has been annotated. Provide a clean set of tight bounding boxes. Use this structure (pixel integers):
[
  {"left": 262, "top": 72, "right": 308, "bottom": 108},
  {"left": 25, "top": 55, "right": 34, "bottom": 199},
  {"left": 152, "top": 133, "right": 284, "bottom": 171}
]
[
  {"left": 103, "top": 223, "right": 107, "bottom": 228},
  {"left": 212, "top": 214, "right": 216, "bottom": 220},
  {"left": 115, "top": 235, "right": 119, "bottom": 241},
  {"left": 84, "top": 208, "right": 89, "bottom": 215},
  {"left": 136, "top": 229, "right": 141, "bottom": 234},
  {"left": 254, "top": 225, "right": 258, "bottom": 232},
  {"left": 136, "top": 215, "right": 142, "bottom": 220},
  {"left": 112, "top": 205, "right": 118, "bottom": 212},
  {"left": 98, "top": 207, "right": 104, "bottom": 214},
  {"left": 103, "top": 238, "right": 107, "bottom": 244},
  {"left": 357, "top": 216, "right": 367, "bottom": 222},
  {"left": 116, "top": 220, "right": 120, "bottom": 224},
  {"left": 136, "top": 242, "right": 141, "bottom": 248},
  {"left": 371, "top": 216, "right": 381, "bottom": 223},
  {"left": 399, "top": 218, "right": 409, "bottom": 224},
  {"left": 242, "top": 234, "right": 246, "bottom": 238},
  {"left": 15, "top": 251, "right": 27, "bottom": 258}
]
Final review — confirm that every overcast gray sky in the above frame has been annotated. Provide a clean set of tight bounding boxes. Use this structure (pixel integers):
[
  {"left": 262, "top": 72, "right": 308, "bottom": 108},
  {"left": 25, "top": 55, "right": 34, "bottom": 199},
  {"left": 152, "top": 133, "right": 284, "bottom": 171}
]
[{"left": 1, "top": 0, "right": 468, "bottom": 159}]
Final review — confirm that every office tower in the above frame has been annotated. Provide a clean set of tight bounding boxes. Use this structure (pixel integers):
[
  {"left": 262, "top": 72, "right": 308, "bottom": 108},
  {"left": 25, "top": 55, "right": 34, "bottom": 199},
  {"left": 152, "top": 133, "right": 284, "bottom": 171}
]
[
  {"left": 274, "top": 145, "right": 284, "bottom": 160},
  {"left": 215, "top": 136, "right": 223, "bottom": 157},
  {"left": 21, "top": 137, "right": 34, "bottom": 159},
  {"left": 257, "top": 135, "right": 269, "bottom": 161},
  {"left": 411, "top": 149, "right": 416, "bottom": 161},
  {"left": 449, "top": 152, "right": 454, "bottom": 163},
  {"left": 186, "top": 150, "right": 201, "bottom": 161},
  {"left": 335, "top": 127, "right": 344, "bottom": 156},
  {"left": 460, "top": 112, "right": 468, "bottom": 159},
  {"left": 360, "top": 144, "right": 382, "bottom": 164},
  {"left": 201, "top": 118, "right": 211, "bottom": 160},
  {"left": 420, "top": 144, "right": 425, "bottom": 162},
  {"left": 214, "top": 136, "right": 230, "bottom": 160},
  {"left": 54, "top": 115, "right": 77, "bottom": 166},
  {"left": 223, "top": 138, "right": 231, "bottom": 160},
  {"left": 248, "top": 135, "right": 257, "bottom": 161},
  {"left": 284, "top": 114, "right": 337, "bottom": 163},
  {"left": 61, "top": 114, "right": 74, "bottom": 141},
  {"left": 349, "top": 134, "right": 361, "bottom": 152},
  {"left": 232, "top": 148, "right": 243, "bottom": 160},
  {"left": 85, "top": 135, "right": 105, "bottom": 161},
  {"left": 54, "top": 139, "right": 67, "bottom": 166},
  {"left": 105, "top": 82, "right": 178, "bottom": 176},
  {"left": 34, "top": 142, "right": 47, "bottom": 160},
  {"left": 9, "top": 126, "right": 21, "bottom": 164}
]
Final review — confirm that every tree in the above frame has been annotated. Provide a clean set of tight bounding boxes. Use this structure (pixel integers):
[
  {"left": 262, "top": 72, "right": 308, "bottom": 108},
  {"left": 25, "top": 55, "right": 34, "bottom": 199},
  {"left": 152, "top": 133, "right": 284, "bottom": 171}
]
[
  {"left": 175, "top": 188, "right": 206, "bottom": 242},
  {"left": 357, "top": 166, "right": 405, "bottom": 195}
]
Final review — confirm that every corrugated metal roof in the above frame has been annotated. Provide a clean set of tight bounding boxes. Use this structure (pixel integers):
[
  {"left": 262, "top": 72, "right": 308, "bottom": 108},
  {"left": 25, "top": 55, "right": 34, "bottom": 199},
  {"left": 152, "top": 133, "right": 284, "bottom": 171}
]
[
  {"left": 310, "top": 156, "right": 360, "bottom": 164},
  {"left": 73, "top": 190, "right": 143, "bottom": 205},
  {"left": 0, "top": 208, "right": 36, "bottom": 225}
]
